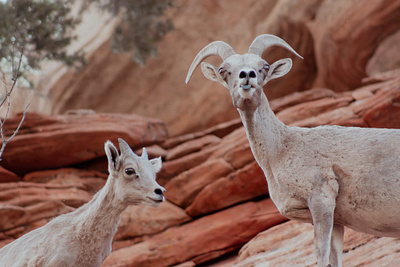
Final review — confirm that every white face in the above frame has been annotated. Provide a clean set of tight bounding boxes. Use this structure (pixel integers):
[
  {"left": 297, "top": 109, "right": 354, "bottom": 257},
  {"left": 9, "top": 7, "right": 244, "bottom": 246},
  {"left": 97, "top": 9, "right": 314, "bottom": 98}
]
[
  {"left": 116, "top": 155, "right": 165, "bottom": 207},
  {"left": 201, "top": 54, "right": 293, "bottom": 111},
  {"left": 219, "top": 54, "right": 269, "bottom": 110},
  {"left": 105, "top": 140, "right": 165, "bottom": 208}
]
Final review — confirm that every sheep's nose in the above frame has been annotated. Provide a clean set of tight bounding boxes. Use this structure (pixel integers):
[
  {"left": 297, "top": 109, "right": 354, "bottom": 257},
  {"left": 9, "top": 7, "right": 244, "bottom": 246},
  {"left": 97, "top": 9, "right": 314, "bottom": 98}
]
[
  {"left": 239, "top": 70, "right": 256, "bottom": 79},
  {"left": 154, "top": 187, "right": 165, "bottom": 196}
]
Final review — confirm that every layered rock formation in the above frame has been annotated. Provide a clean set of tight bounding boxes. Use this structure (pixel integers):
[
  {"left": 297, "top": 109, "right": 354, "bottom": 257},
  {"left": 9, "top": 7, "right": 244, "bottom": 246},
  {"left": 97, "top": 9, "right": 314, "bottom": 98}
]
[
  {"left": 1, "top": 0, "right": 400, "bottom": 265},
  {"left": 25, "top": 0, "right": 400, "bottom": 136},
  {"left": 235, "top": 220, "right": 400, "bottom": 267},
  {"left": 0, "top": 69, "right": 399, "bottom": 266}
]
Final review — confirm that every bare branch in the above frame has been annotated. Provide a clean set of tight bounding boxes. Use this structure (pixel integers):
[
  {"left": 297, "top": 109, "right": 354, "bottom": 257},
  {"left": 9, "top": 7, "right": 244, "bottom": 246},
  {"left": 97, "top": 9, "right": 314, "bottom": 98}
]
[
  {"left": 0, "top": 46, "right": 29, "bottom": 160},
  {"left": 0, "top": 47, "right": 24, "bottom": 109}
]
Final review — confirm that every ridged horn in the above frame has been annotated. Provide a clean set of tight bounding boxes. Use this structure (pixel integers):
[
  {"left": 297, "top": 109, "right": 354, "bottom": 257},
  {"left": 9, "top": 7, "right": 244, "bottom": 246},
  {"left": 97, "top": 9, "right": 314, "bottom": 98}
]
[
  {"left": 185, "top": 41, "right": 236, "bottom": 84},
  {"left": 118, "top": 138, "right": 136, "bottom": 156},
  {"left": 248, "top": 34, "right": 303, "bottom": 59}
]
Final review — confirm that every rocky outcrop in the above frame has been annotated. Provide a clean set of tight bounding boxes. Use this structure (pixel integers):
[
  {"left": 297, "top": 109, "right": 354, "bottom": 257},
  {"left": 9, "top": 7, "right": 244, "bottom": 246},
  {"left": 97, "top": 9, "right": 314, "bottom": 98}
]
[
  {"left": 0, "top": 69, "right": 399, "bottom": 266},
  {"left": 25, "top": 0, "right": 400, "bottom": 137},
  {"left": 0, "top": 111, "right": 168, "bottom": 175},
  {"left": 235, "top": 220, "right": 400, "bottom": 267},
  {"left": 1, "top": 0, "right": 400, "bottom": 264},
  {"left": 309, "top": 0, "right": 400, "bottom": 90},
  {"left": 104, "top": 199, "right": 284, "bottom": 267}
]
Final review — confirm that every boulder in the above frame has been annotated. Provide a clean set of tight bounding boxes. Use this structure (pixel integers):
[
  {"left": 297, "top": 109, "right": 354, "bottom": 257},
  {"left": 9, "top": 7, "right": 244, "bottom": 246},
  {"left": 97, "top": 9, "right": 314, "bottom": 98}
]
[
  {"left": 186, "top": 161, "right": 267, "bottom": 217},
  {"left": 0, "top": 112, "right": 168, "bottom": 174},
  {"left": 114, "top": 201, "right": 191, "bottom": 242},
  {"left": 166, "top": 134, "right": 221, "bottom": 161},
  {"left": 161, "top": 119, "right": 243, "bottom": 150},
  {"left": 0, "top": 167, "right": 19, "bottom": 183},
  {"left": 0, "top": 182, "right": 92, "bottom": 208},
  {"left": 310, "top": 1, "right": 400, "bottom": 90},
  {"left": 0, "top": 201, "right": 75, "bottom": 233},
  {"left": 367, "top": 30, "right": 400, "bottom": 75},
  {"left": 234, "top": 220, "right": 400, "bottom": 267},
  {"left": 277, "top": 72, "right": 400, "bottom": 129},
  {"left": 157, "top": 146, "right": 217, "bottom": 186},
  {"left": 276, "top": 95, "right": 354, "bottom": 125},
  {"left": 103, "top": 198, "right": 286, "bottom": 267},
  {"left": 165, "top": 158, "right": 234, "bottom": 208}
]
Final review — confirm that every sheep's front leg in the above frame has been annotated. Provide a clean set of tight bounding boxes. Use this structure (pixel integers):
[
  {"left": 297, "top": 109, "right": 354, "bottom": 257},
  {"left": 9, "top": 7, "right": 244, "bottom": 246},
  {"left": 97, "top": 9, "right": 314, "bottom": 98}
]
[
  {"left": 330, "top": 224, "right": 344, "bottom": 267},
  {"left": 308, "top": 179, "right": 338, "bottom": 267}
]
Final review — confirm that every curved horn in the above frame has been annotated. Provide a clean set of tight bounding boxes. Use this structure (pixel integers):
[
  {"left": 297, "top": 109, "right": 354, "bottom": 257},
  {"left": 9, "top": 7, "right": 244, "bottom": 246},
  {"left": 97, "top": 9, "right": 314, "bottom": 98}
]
[
  {"left": 248, "top": 34, "right": 303, "bottom": 59},
  {"left": 185, "top": 41, "right": 236, "bottom": 84}
]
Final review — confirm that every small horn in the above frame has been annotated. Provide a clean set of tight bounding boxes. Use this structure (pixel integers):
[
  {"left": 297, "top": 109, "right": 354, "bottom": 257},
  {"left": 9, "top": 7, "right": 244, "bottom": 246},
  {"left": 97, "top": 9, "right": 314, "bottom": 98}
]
[
  {"left": 248, "top": 34, "right": 303, "bottom": 59},
  {"left": 185, "top": 41, "right": 236, "bottom": 84},
  {"left": 141, "top": 147, "right": 148, "bottom": 160},
  {"left": 118, "top": 138, "right": 134, "bottom": 156}
]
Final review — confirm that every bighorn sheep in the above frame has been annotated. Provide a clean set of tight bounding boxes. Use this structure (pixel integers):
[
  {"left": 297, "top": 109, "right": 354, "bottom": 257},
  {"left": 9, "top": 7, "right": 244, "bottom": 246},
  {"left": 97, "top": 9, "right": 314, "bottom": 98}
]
[
  {"left": 0, "top": 138, "right": 165, "bottom": 267},
  {"left": 186, "top": 34, "right": 400, "bottom": 267}
]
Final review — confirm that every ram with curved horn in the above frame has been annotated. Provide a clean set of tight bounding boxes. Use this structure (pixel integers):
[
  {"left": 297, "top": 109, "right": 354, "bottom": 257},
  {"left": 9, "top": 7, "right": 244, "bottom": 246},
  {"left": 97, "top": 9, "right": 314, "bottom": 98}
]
[{"left": 186, "top": 34, "right": 400, "bottom": 267}]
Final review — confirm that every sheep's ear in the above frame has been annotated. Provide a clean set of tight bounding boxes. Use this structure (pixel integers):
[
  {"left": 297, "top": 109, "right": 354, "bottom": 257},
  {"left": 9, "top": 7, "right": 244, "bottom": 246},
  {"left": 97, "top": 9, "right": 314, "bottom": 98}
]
[
  {"left": 105, "top": 141, "right": 120, "bottom": 172},
  {"left": 150, "top": 157, "right": 162, "bottom": 173},
  {"left": 264, "top": 58, "right": 292, "bottom": 85},
  {"left": 201, "top": 62, "right": 229, "bottom": 88}
]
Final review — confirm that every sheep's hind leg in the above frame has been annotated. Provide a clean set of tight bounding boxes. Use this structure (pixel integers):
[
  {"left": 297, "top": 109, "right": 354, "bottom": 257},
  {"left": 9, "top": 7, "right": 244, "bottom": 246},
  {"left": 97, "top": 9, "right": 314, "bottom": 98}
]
[{"left": 308, "top": 186, "right": 337, "bottom": 267}]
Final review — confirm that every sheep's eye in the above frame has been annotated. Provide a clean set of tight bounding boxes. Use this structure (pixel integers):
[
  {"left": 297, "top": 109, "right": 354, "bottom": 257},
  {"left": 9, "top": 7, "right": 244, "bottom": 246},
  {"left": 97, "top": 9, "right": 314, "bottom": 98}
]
[
  {"left": 125, "top": 168, "right": 136, "bottom": 176},
  {"left": 218, "top": 68, "right": 225, "bottom": 75},
  {"left": 263, "top": 64, "right": 270, "bottom": 71}
]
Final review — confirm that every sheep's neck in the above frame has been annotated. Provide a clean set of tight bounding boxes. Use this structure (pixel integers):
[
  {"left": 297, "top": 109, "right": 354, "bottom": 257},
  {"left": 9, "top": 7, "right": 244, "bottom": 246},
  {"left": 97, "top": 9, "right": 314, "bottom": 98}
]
[
  {"left": 238, "top": 93, "right": 287, "bottom": 175},
  {"left": 75, "top": 177, "right": 126, "bottom": 251}
]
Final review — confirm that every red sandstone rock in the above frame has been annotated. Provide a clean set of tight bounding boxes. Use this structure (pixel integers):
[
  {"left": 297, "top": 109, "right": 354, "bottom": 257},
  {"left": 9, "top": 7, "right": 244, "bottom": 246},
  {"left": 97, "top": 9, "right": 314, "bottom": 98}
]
[
  {"left": 20, "top": 0, "right": 400, "bottom": 138},
  {"left": 0, "top": 67, "right": 400, "bottom": 267},
  {"left": 0, "top": 182, "right": 92, "bottom": 217},
  {"left": 234, "top": 220, "right": 400, "bottom": 267},
  {"left": 33, "top": 0, "right": 319, "bottom": 136},
  {"left": 161, "top": 118, "right": 242, "bottom": 149},
  {"left": 165, "top": 158, "right": 234, "bottom": 208},
  {"left": 270, "top": 88, "right": 338, "bottom": 113},
  {"left": 0, "top": 201, "right": 75, "bottom": 233},
  {"left": 219, "top": 141, "right": 253, "bottom": 170},
  {"left": 0, "top": 112, "right": 168, "bottom": 174},
  {"left": 114, "top": 201, "right": 191, "bottom": 242},
  {"left": 186, "top": 162, "right": 267, "bottom": 217},
  {"left": 276, "top": 95, "right": 354, "bottom": 125},
  {"left": 103, "top": 198, "right": 286, "bottom": 267},
  {"left": 362, "top": 68, "right": 400, "bottom": 84},
  {"left": 310, "top": 1, "right": 400, "bottom": 91},
  {"left": 166, "top": 134, "right": 221, "bottom": 161},
  {"left": 286, "top": 75, "right": 400, "bottom": 129},
  {"left": 156, "top": 146, "right": 217, "bottom": 186},
  {"left": 134, "top": 145, "right": 168, "bottom": 160},
  {"left": 0, "top": 166, "right": 19, "bottom": 183},
  {"left": 23, "top": 168, "right": 107, "bottom": 193},
  {"left": 209, "top": 128, "right": 249, "bottom": 162}
]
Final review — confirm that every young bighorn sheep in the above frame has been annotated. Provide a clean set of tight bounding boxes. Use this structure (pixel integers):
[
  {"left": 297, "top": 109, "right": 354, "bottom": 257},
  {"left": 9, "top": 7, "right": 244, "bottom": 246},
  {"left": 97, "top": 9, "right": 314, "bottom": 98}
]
[
  {"left": 0, "top": 138, "right": 165, "bottom": 267},
  {"left": 186, "top": 34, "right": 400, "bottom": 267}
]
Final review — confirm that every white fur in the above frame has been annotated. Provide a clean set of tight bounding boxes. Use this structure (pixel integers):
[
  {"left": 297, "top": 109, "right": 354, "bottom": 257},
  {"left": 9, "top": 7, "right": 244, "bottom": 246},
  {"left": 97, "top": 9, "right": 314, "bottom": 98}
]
[
  {"left": 0, "top": 138, "right": 165, "bottom": 267},
  {"left": 186, "top": 34, "right": 400, "bottom": 267}
]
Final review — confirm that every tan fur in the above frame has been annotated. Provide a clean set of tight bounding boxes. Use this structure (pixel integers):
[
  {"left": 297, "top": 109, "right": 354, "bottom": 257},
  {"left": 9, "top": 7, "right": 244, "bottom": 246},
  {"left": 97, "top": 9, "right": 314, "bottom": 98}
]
[
  {"left": 186, "top": 34, "right": 400, "bottom": 267},
  {"left": 0, "top": 138, "right": 165, "bottom": 267}
]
